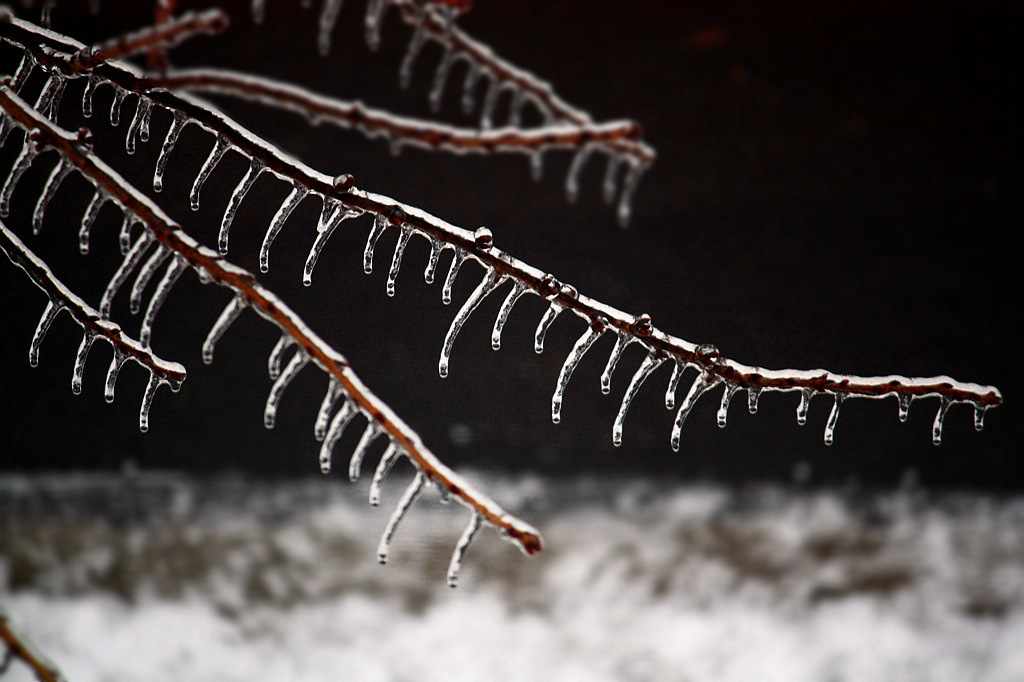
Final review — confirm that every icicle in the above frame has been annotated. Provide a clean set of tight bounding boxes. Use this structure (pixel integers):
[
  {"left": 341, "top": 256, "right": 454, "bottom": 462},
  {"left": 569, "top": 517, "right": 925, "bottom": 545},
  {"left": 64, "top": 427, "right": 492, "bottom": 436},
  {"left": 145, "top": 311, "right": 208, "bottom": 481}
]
[
  {"left": 748, "top": 386, "right": 762, "bottom": 414},
  {"left": 319, "top": 401, "right": 356, "bottom": 473},
  {"left": 363, "top": 213, "right": 390, "bottom": 274},
  {"left": 384, "top": 226, "right": 414, "bottom": 296},
  {"left": 267, "top": 334, "right": 296, "bottom": 380},
  {"left": 717, "top": 383, "right": 739, "bottom": 428},
  {"left": 530, "top": 151, "right": 544, "bottom": 181},
  {"left": 46, "top": 77, "right": 67, "bottom": 121},
  {"left": 600, "top": 332, "right": 632, "bottom": 395},
  {"left": 480, "top": 78, "right": 501, "bottom": 129},
  {"left": 436, "top": 481, "right": 451, "bottom": 505},
  {"left": 138, "top": 373, "right": 162, "bottom": 432},
  {"left": 190, "top": 136, "right": 229, "bottom": 211},
  {"left": 0, "top": 143, "right": 37, "bottom": 218},
  {"left": 796, "top": 388, "right": 813, "bottom": 425},
  {"left": 125, "top": 98, "right": 152, "bottom": 155},
  {"left": 824, "top": 393, "right": 845, "bottom": 445},
  {"left": 202, "top": 296, "right": 246, "bottom": 364},
  {"left": 617, "top": 161, "right": 644, "bottom": 227},
  {"left": 552, "top": 325, "right": 604, "bottom": 423},
  {"left": 665, "top": 359, "right": 686, "bottom": 409},
  {"left": 109, "top": 87, "right": 126, "bottom": 126},
  {"left": 613, "top": 353, "right": 663, "bottom": 446},
  {"left": 118, "top": 214, "right": 135, "bottom": 255},
  {"left": 932, "top": 397, "right": 951, "bottom": 446},
  {"left": 139, "top": 255, "right": 187, "bottom": 347},
  {"left": 101, "top": 233, "right": 154, "bottom": 318},
  {"left": 9, "top": 54, "right": 34, "bottom": 96},
  {"left": 29, "top": 301, "right": 60, "bottom": 367},
  {"left": 399, "top": 23, "right": 428, "bottom": 89},
  {"left": 78, "top": 190, "right": 107, "bottom": 255},
  {"left": 491, "top": 282, "right": 528, "bottom": 350},
  {"left": 81, "top": 75, "right": 99, "bottom": 118},
  {"left": 447, "top": 513, "right": 482, "bottom": 588},
  {"left": 70, "top": 331, "right": 95, "bottom": 395},
  {"left": 423, "top": 238, "right": 443, "bottom": 283},
  {"left": 565, "top": 146, "right": 594, "bottom": 203},
  {"left": 264, "top": 350, "right": 309, "bottom": 429},
  {"left": 304, "top": 198, "right": 354, "bottom": 285},
  {"left": 602, "top": 154, "right": 620, "bottom": 205},
  {"left": 364, "top": 0, "right": 388, "bottom": 50},
  {"left": 973, "top": 403, "right": 986, "bottom": 432},
  {"left": 507, "top": 88, "right": 525, "bottom": 128},
  {"left": 389, "top": 137, "right": 404, "bottom": 157},
  {"left": 439, "top": 268, "right": 503, "bottom": 378},
  {"left": 260, "top": 184, "right": 306, "bottom": 272},
  {"left": 461, "top": 63, "right": 480, "bottom": 113},
  {"left": 670, "top": 373, "right": 722, "bottom": 451},
  {"left": 429, "top": 49, "right": 455, "bottom": 112},
  {"left": 314, "top": 379, "right": 344, "bottom": 441},
  {"left": 32, "top": 73, "right": 63, "bottom": 119},
  {"left": 897, "top": 393, "right": 911, "bottom": 422},
  {"left": 252, "top": 0, "right": 265, "bottom": 23},
  {"left": 219, "top": 160, "right": 263, "bottom": 255},
  {"left": 350, "top": 422, "right": 382, "bottom": 481},
  {"left": 318, "top": 0, "right": 343, "bottom": 55},
  {"left": 368, "top": 442, "right": 401, "bottom": 507},
  {"left": 129, "top": 246, "right": 171, "bottom": 314},
  {"left": 153, "top": 112, "right": 185, "bottom": 192},
  {"left": 377, "top": 472, "right": 426, "bottom": 564},
  {"left": 139, "top": 99, "right": 152, "bottom": 142},
  {"left": 32, "top": 161, "right": 72, "bottom": 235},
  {"left": 442, "top": 250, "right": 467, "bottom": 305},
  {"left": 104, "top": 350, "right": 125, "bottom": 403},
  {"left": 534, "top": 302, "right": 564, "bottom": 354}
]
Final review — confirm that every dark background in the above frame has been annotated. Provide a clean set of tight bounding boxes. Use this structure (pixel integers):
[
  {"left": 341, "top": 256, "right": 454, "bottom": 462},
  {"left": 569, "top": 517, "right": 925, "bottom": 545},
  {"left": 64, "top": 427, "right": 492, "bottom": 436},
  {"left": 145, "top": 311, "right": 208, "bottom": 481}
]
[{"left": 0, "top": 0, "right": 1018, "bottom": 489}]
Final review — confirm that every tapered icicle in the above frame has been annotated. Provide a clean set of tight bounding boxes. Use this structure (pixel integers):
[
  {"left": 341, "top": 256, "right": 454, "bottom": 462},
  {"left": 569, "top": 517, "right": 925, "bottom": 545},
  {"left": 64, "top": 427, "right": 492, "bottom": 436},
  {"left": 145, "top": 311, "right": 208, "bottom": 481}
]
[
  {"left": 9, "top": 54, "right": 33, "bottom": 96},
  {"left": 139, "top": 256, "right": 187, "bottom": 347},
  {"left": 219, "top": 160, "right": 262, "bottom": 255},
  {"left": 552, "top": 325, "right": 603, "bottom": 423},
  {"left": 368, "top": 442, "right": 401, "bottom": 507},
  {"left": 118, "top": 214, "right": 136, "bottom": 254},
  {"left": 46, "top": 76, "right": 67, "bottom": 120},
  {"left": 664, "top": 359, "right": 687, "bottom": 409},
  {"left": 480, "top": 78, "right": 501, "bottom": 129},
  {"left": 613, "top": 353, "right": 663, "bottom": 446},
  {"left": 602, "top": 154, "right": 621, "bottom": 205},
  {"left": 973, "top": 403, "right": 987, "bottom": 432},
  {"left": 364, "top": 0, "right": 387, "bottom": 50},
  {"left": 267, "top": 334, "right": 296, "bottom": 380},
  {"left": 530, "top": 151, "right": 544, "bottom": 181},
  {"left": 507, "top": 89, "right": 525, "bottom": 128},
  {"left": 461, "top": 62, "right": 480, "bottom": 113},
  {"left": 0, "top": 144, "right": 37, "bottom": 218},
  {"left": 600, "top": 332, "right": 632, "bottom": 395},
  {"left": 429, "top": 49, "right": 455, "bottom": 112},
  {"left": 824, "top": 393, "right": 845, "bottom": 445},
  {"left": 101, "top": 233, "right": 154, "bottom": 317},
  {"left": 260, "top": 184, "right": 306, "bottom": 272},
  {"left": 109, "top": 87, "right": 126, "bottom": 126},
  {"left": 252, "top": 0, "right": 265, "bottom": 22},
  {"left": 32, "top": 161, "right": 72, "bottom": 234},
  {"left": 153, "top": 111, "right": 186, "bottom": 192},
  {"left": 319, "top": 401, "right": 356, "bottom": 473},
  {"left": 796, "top": 388, "right": 813, "bottom": 425},
  {"left": 125, "top": 97, "right": 152, "bottom": 155},
  {"left": 932, "top": 397, "right": 952, "bottom": 446},
  {"left": 139, "top": 373, "right": 162, "bottom": 433},
  {"left": 439, "top": 268, "right": 502, "bottom": 378},
  {"left": 670, "top": 373, "right": 722, "bottom": 451},
  {"left": 717, "top": 383, "right": 739, "bottom": 428},
  {"left": 566, "top": 146, "right": 595, "bottom": 203},
  {"left": 81, "top": 75, "right": 99, "bottom": 118},
  {"left": 71, "top": 331, "right": 96, "bottom": 395},
  {"left": 190, "top": 136, "right": 229, "bottom": 211},
  {"left": 78, "top": 190, "right": 107, "bottom": 255},
  {"left": 748, "top": 386, "right": 762, "bottom": 414},
  {"left": 104, "top": 351, "right": 125, "bottom": 403},
  {"left": 304, "top": 198, "right": 354, "bottom": 286},
  {"left": 617, "top": 161, "right": 644, "bottom": 227},
  {"left": 264, "top": 350, "right": 309, "bottom": 429},
  {"left": 399, "top": 23, "right": 428, "bottom": 89},
  {"left": 318, "top": 0, "right": 343, "bottom": 55},
  {"left": 29, "top": 301, "right": 60, "bottom": 367},
  {"left": 363, "top": 213, "right": 389, "bottom": 274},
  {"left": 442, "top": 250, "right": 467, "bottom": 305},
  {"left": 534, "top": 302, "right": 564, "bottom": 354},
  {"left": 447, "top": 513, "right": 482, "bottom": 588},
  {"left": 491, "top": 282, "right": 528, "bottom": 350},
  {"left": 349, "top": 422, "right": 382, "bottom": 482},
  {"left": 314, "top": 379, "right": 344, "bottom": 441},
  {"left": 385, "top": 226, "right": 414, "bottom": 296},
  {"left": 897, "top": 393, "right": 911, "bottom": 422},
  {"left": 377, "top": 472, "right": 426, "bottom": 564},
  {"left": 129, "top": 246, "right": 170, "bottom": 314},
  {"left": 423, "top": 238, "right": 443, "bottom": 283},
  {"left": 202, "top": 296, "right": 247, "bottom": 364}
]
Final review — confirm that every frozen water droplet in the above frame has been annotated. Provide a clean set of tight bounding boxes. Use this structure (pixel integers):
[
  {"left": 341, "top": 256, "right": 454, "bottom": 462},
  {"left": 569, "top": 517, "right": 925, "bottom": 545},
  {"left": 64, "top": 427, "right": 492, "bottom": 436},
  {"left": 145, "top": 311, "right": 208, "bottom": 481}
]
[
  {"left": 717, "top": 383, "right": 739, "bottom": 428},
  {"left": 534, "top": 302, "right": 564, "bottom": 354},
  {"left": 552, "top": 325, "right": 603, "bottom": 423},
  {"left": 613, "top": 353, "right": 663, "bottom": 446},
  {"left": 474, "top": 226, "right": 493, "bottom": 248},
  {"left": 153, "top": 112, "right": 186, "bottom": 193},
  {"left": 665, "top": 359, "right": 686, "bottom": 410},
  {"left": 139, "top": 256, "right": 187, "bottom": 348},
  {"left": 202, "top": 296, "right": 246, "bottom": 365},
  {"left": 267, "top": 335, "right": 296, "bottom": 380},
  {"left": 386, "top": 226, "right": 414, "bottom": 296},
  {"left": 932, "top": 397, "right": 951, "bottom": 446},
  {"left": 439, "top": 268, "right": 502, "bottom": 377},
  {"left": 109, "top": 87, "right": 126, "bottom": 127},
  {"left": 139, "top": 374, "right": 163, "bottom": 433},
  {"left": 364, "top": 0, "right": 388, "bottom": 50},
  {"left": 369, "top": 442, "right": 401, "bottom": 507},
  {"left": 447, "top": 513, "right": 482, "bottom": 588},
  {"left": 314, "top": 379, "right": 345, "bottom": 442},
  {"left": 442, "top": 250, "right": 467, "bottom": 305},
  {"left": 377, "top": 472, "right": 426, "bottom": 564},
  {"left": 670, "top": 373, "right": 722, "bottom": 451},
  {"left": 264, "top": 350, "right": 309, "bottom": 429},
  {"left": 823, "top": 393, "right": 845, "bottom": 445},
  {"left": 492, "top": 283, "right": 528, "bottom": 350},
  {"left": 424, "top": 238, "right": 443, "bottom": 283},
  {"left": 104, "top": 351, "right": 125, "bottom": 403},
  {"left": 696, "top": 343, "right": 720, "bottom": 367},
  {"left": 261, "top": 184, "right": 306, "bottom": 272},
  {"left": 71, "top": 332, "right": 95, "bottom": 395},
  {"left": 350, "top": 422, "right": 382, "bottom": 482},
  {"left": 600, "top": 333, "right": 632, "bottom": 395},
  {"left": 796, "top": 388, "right": 813, "bottom": 425},
  {"left": 81, "top": 75, "right": 99, "bottom": 118},
  {"left": 219, "top": 160, "right": 262, "bottom": 255},
  {"left": 320, "top": 401, "right": 356, "bottom": 473},
  {"left": 898, "top": 393, "right": 911, "bottom": 422},
  {"left": 748, "top": 386, "right": 762, "bottom": 414},
  {"left": 364, "top": 213, "right": 390, "bottom": 274},
  {"left": 190, "top": 136, "right": 229, "bottom": 211}
]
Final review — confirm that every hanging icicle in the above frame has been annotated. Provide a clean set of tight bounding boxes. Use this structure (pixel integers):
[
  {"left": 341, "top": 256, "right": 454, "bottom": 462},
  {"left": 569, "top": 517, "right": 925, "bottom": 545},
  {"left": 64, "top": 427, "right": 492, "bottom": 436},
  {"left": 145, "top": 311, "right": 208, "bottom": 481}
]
[
  {"left": 441, "top": 249, "right": 467, "bottom": 305},
  {"left": 267, "top": 334, "right": 296, "bottom": 380},
  {"left": 349, "top": 421, "right": 383, "bottom": 482},
  {"left": 318, "top": 0, "right": 343, "bottom": 56},
  {"left": 190, "top": 135, "right": 230, "bottom": 211},
  {"left": 423, "top": 238, "right": 444, "bottom": 284},
  {"left": 81, "top": 75, "right": 99, "bottom": 118},
  {"left": 104, "top": 350, "right": 125, "bottom": 403},
  {"left": 109, "top": 87, "right": 126, "bottom": 127},
  {"left": 796, "top": 388, "right": 813, "bottom": 425},
  {"left": 77, "top": 190, "right": 107, "bottom": 255},
  {"left": 29, "top": 301, "right": 60, "bottom": 367},
  {"left": 125, "top": 97, "right": 152, "bottom": 155},
  {"left": 129, "top": 246, "right": 171, "bottom": 314},
  {"left": 363, "top": 212, "right": 390, "bottom": 274},
  {"left": 139, "top": 255, "right": 187, "bottom": 347},
  {"left": 260, "top": 183, "right": 307, "bottom": 272},
  {"left": 439, "top": 267, "right": 503, "bottom": 378},
  {"left": 377, "top": 471, "right": 426, "bottom": 564},
  {"left": 70, "top": 331, "right": 96, "bottom": 395},
  {"left": 461, "top": 62, "right": 480, "bottom": 114},
  {"left": 447, "top": 512, "right": 482, "bottom": 588},
  {"left": 534, "top": 302, "right": 564, "bottom": 354},
  {"left": 823, "top": 393, "right": 845, "bottom": 445},
  {"left": 717, "top": 383, "right": 739, "bottom": 428},
  {"left": 153, "top": 111, "right": 186, "bottom": 192},
  {"left": 932, "top": 397, "right": 952, "bottom": 446},
  {"left": 386, "top": 226, "right": 414, "bottom": 296},
  {"left": 219, "top": 159, "right": 263, "bottom": 255},
  {"left": 305, "top": 198, "right": 356, "bottom": 285},
  {"left": 670, "top": 372, "right": 722, "bottom": 451},
  {"left": 202, "top": 296, "right": 247, "bottom": 364},
  {"left": 32, "top": 161, "right": 72, "bottom": 235},
  {"left": 664, "top": 358, "right": 686, "bottom": 410},
  {"left": 100, "top": 232, "right": 154, "bottom": 318},
  {"left": 0, "top": 142, "right": 37, "bottom": 218},
  {"left": 320, "top": 401, "right": 356, "bottom": 473},
  {"left": 599, "top": 332, "right": 633, "bottom": 395},
  {"left": 491, "top": 282, "right": 528, "bottom": 350},
  {"left": 429, "top": 49, "right": 455, "bottom": 112},
  {"left": 552, "top": 325, "right": 604, "bottom": 423},
  {"left": 264, "top": 349, "right": 309, "bottom": 428},
  {"left": 314, "top": 379, "right": 345, "bottom": 441},
  {"left": 748, "top": 386, "right": 762, "bottom": 414},
  {"left": 565, "top": 145, "right": 595, "bottom": 204},
  {"left": 368, "top": 442, "right": 401, "bottom": 506},
  {"left": 613, "top": 352, "right": 664, "bottom": 446},
  {"left": 898, "top": 393, "right": 911, "bottom": 422}
]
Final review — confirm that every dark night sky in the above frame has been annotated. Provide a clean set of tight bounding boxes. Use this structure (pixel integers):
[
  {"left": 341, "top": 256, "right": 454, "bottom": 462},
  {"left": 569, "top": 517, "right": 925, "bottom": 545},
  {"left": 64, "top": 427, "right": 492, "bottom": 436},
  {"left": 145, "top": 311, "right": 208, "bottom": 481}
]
[{"left": 0, "top": 0, "right": 1019, "bottom": 489}]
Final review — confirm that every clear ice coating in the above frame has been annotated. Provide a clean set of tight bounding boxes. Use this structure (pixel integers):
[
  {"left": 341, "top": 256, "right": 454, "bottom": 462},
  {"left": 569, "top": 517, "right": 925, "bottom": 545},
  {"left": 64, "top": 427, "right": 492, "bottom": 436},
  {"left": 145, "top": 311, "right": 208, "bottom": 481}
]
[
  {"left": 305, "top": 198, "right": 356, "bottom": 286},
  {"left": 423, "top": 238, "right": 443, "bottom": 284},
  {"left": 109, "top": 87, "right": 126, "bottom": 127},
  {"left": 78, "top": 190, "right": 107, "bottom": 255},
  {"left": 461, "top": 62, "right": 480, "bottom": 113},
  {"left": 349, "top": 422, "right": 383, "bottom": 482},
  {"left": 565, "top": 146, "right": 594, "bottom": 204},
  {"left": 441, "top": 250, "right": 467, "bottom": 305},
  {"left": 665, "top": 359, "right": 686, "bottom": 410},
  {"left": 71, "top": 331, "right": 95, "bottom": 395},
  {"left": 138, "top": 373, "right": 160, "bottom": 432},
  {"left": 364, "top": 0, "right": 387, "bottom": 50},
  {"left": 153, "top": 112, "right": 186, "bottom": 193},
  {"left": 717, "top": 383, "right": 739, "bottom": 428},
  {"left": 617, "top": 161, "right": 644, "bottom": 227},
  {"left": 318, "top": 0, "right": 343, "bottom": 55},
  {"left": 267, "top": 334, "right": 296, "bottom": 380},
  {"left": 480, "top": 78, "right": 501, "bottom": 129},
  {"left": 439, "top": 268, "right": 502, "bottom": 378},
  {"left": 377, "top": 471, "right": 426, "bottom": 564},
  {"left": 190, "top": 136, "right": 229, "bottom": 211},
  {"left": 552, "top": 326, "right": 603, "bottom": 423},
  {"left": 118, "top": 214, "right": 135, "bottom": 255},
  {"left": 29, "top": 301, "right": 60, "bottom": 367},
  {"left": 670, "top": 373, "right": 722, "bottom": 451},
  {"left": 399, "top": 23, "right": 428, "bottom": 89},
  {"left": 363, "top": 213, "right": 390, "bottom": 274},
  {"left": 125, "top": 97, "right": 152, "bottom": 155},
  {"left": 129, "top": 246, "right": 171, "bottom": 314},
  {"left": 104, "top": 350, "right": 125, "bottom": 403},
  {"left": 600, "top": 332, "right": 633, "bottom": 395},
  {"left": 386, "top": 226, "right": 414, "bottom": 296},
  {"left": 33, "top": 161, "right": 72, "bottom": 235},
  {"left": 319, "top": 401, "right": 356, "bottom": 474},
  {"left": 429, "top": 49, "right": 455, "bottom": 112},
  {"left": 491, "top": 283, "right": 528, "bottom": 350},
  {"left": 534, "top": 302, "right": 564, "bottom": 354},
  {"left": 202, "top": 296, "right": 247, "bottom": 365},
  {"left": 974, "top": 403, "right": 986, "bottom": 432},
  {"left": 369, "top": 442, "right": 401, "bottom": 507},
  {"left": 81, "top": 75, "right": 98, "bottom": 118},
  {"left": 602, "top": 154, "right": 620, "bottom": 205},
  {"left": 0, "top": 143, "right": 37, "bottom": 218},
  {"left": 219, "top": 160, "right": 263, "bottom": 255},
  {"left": 139, "top": 255, "right": 187, "bottom": 348},
  {"left": 796, "top": 388, "right": 813, "bottom": 425},
  {"left": 748, "top": 386, "right": 762, "bottom": 414},
  {"left": 260, "top": 184, "right": 306, "bottom": 272},
  {"left": 447, "top": 512, "right": 483, "bottom": 588},
  {"left": 898, "top": 393, "right": 911, "bottom": 422},
  {"left": 932, "top": 397, "right": 952, "bottom": 446},
  {"left": 314, "top": 379, "right": 345, "bottom": 441},
  {"left": 264, "top": 349, "right": 309, "bottom": 429},
  {"left": 613, "top": 353, "right": 663, "bottom": 446},
  {"left": 101, "top": 233, "right": 154, "bottom": 318},
  {"left": 824, "top": 393, "right": 845, "bottom": 445},
  {"left": 530, "top": 151, "right": 544, "bottom": 181}
]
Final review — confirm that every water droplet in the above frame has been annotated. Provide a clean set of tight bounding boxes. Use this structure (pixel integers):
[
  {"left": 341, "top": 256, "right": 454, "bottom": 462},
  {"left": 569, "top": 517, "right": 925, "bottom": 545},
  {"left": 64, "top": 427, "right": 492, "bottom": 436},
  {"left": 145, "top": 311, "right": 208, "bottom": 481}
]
[{"left": 474, "top": 226, "right": 493, "bottom": 248}]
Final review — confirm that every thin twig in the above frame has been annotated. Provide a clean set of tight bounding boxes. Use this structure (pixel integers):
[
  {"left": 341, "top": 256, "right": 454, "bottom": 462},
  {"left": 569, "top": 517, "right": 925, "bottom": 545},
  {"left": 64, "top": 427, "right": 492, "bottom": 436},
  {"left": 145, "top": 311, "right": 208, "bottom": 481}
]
[{"left": 0, "top": 608, "right": 63, "bottom": 682}]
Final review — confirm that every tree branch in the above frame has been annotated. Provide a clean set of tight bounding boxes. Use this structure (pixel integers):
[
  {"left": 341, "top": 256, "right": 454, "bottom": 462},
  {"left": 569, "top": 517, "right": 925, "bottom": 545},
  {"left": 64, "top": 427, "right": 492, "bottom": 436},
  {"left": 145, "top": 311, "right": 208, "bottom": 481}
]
[{"left": 0, "top": 608, "right": 63, "bottom": 682}]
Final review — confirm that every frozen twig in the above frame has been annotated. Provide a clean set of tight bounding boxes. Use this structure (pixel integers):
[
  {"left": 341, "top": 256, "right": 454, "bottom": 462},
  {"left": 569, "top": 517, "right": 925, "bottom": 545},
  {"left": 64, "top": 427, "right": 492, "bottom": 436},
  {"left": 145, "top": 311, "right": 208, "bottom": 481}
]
[{"left": 0, "top": 608, "right": 64, "bottom": 682}]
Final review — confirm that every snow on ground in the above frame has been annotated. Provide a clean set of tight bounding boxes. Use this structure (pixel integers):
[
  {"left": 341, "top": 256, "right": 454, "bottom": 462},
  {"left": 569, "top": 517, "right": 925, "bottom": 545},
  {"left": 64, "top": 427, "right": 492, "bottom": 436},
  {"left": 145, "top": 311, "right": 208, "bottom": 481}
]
[{"left": 1, "top": 473, "right": 1023, "bottom": 681}]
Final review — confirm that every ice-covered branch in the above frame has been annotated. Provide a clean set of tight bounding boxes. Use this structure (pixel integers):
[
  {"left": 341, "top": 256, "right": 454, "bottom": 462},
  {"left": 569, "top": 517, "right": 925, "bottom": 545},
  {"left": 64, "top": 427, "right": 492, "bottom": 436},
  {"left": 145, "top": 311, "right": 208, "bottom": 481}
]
[{"left": 0, "top": 607, "right": 64, "bottom": 682}]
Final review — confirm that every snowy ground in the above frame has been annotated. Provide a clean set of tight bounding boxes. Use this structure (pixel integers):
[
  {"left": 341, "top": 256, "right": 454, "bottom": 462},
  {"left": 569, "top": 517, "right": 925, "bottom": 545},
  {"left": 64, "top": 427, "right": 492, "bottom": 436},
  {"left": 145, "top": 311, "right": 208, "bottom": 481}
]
[{"left": 1, "top": 472, "right": 1023, "bottom": 681}]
